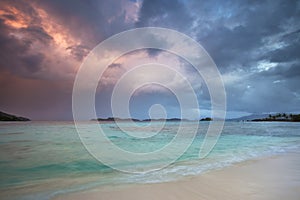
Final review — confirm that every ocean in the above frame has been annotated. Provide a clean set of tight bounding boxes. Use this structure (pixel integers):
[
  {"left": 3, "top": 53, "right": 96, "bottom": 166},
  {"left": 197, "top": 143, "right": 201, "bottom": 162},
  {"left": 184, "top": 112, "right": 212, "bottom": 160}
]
[{"left": 0, "top": 121, "right": 299, "bottom": 200}]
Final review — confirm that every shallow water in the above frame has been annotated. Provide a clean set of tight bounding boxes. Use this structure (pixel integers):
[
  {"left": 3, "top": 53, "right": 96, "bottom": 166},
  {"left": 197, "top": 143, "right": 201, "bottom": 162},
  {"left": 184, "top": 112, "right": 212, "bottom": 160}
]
[{"left": 0, "top": 121, "right": 299, "bottom": 200}]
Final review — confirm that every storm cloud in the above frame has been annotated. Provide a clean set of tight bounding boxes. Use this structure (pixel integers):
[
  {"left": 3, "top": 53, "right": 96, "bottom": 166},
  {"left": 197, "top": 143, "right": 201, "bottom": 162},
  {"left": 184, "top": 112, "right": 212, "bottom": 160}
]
[{"left": 0, "top": 0, "right": 299, "bottom": 120}]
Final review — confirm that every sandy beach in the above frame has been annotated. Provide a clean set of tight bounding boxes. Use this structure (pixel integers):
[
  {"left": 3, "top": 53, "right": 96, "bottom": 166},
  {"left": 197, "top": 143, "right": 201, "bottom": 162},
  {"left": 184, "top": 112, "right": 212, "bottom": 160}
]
[{"left": 54, "top": 153, "right": 300, "bottom": 200}]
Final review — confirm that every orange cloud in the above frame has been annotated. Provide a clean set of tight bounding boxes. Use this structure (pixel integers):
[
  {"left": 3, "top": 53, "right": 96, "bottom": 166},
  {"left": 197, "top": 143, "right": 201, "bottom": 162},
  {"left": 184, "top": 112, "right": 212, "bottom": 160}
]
[
  {"left": 0, "top": 1, "right": 91, "bottom": 80},
  {"left": 0, "top": 5, "right": 30, "bottom": 28},
  {"left": 33, "top": 5, "right": 79, "bottom": 50}
]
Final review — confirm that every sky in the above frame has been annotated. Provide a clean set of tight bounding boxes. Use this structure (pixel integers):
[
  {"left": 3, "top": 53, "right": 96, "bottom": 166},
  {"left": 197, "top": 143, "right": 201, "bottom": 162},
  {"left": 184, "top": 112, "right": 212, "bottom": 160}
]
[{"left": 0, "top": 0, "right": 299, "bottom": 120}]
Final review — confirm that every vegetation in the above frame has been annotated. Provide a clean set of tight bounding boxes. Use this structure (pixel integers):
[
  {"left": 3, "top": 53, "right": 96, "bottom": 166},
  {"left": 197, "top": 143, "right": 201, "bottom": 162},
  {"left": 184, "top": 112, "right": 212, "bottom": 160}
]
[
  {"left": 200, "top": 117, "right": 212, "bottom": 121},
  {"left": 251, "top": 113, "right": 300, "bottom": 122},
  {"left": 0, "top": 111, "right": 30, "bottom": 121}
]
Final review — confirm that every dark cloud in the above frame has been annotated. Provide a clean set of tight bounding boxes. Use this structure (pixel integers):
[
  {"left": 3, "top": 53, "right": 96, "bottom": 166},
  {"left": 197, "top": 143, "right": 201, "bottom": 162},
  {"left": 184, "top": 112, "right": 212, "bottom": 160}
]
[
  {"left": 146, "top": 48, "right": 163, "bottom": 57},
  {"left": 20, "top": 53, "right": 45, "bottom": 73},
  {"left": 1, "top": 0, "right": 300, "bottom": 119},
  {"left": 136, "top": 0, "right": 194, "bottom": 31},
  {"left": 268, "top": 44, "right": 300, "bottom": 63},
  {"left": 199, "top": 25, "right": 261, "bottom": 70},
  {"left": 188, "top": 0, "right": 300, "bottom": 114},
  {"left": 35, "top": 0, "right": 135, "bottom": 45},
  {"left": 131, "top": 0, "right": 300, "bottom": 116},
  {"left": 192, "top": 0, "right": 300, "bottom": 70},
  {"left": 108, "top": 63, "right": 122, "bottom": 68},
  {"left": 20, "top": 26, "right": 53, "bottom": 43},
  {"left": 34, "top": 0, "right": 104, "bottom": 45},
  {"left": 260, "top": 63, "right": 300, "bottom": 78},
  {"left": 0, "top": 0, "right": 139, "bottom": 119},
  {"left": 1, "top": 14, "right": 17, "bottom": 21},
  {"left": 0, "top": 1, "right": 93, "bottom": 80},
  {"left": 0, "top": 19, "right": 44, "bottom": 77},
  {"left": 66, "top": 45, "right": 90, "bottom": 61},
  {"left": 0, "top": 0, "right": 41, "bottom": 22}
]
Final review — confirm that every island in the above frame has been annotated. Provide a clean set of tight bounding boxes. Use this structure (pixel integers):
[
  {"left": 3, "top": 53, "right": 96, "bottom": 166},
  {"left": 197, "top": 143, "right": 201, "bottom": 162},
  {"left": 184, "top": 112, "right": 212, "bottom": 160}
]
[
  {"left": 92, "top": 117, "right": 212, "bottom": 122},
  {"left": 251, "top": 113, "right": 300, "bottom": 122},
  {"left": 93, "top": 117, "right": 141, "bottom": 122},
  {"left": 200, "top": 117, "right": 212, "bottom": 121},
  {"left": 0, "top": 111, "right": 30, "bottom": 121}
]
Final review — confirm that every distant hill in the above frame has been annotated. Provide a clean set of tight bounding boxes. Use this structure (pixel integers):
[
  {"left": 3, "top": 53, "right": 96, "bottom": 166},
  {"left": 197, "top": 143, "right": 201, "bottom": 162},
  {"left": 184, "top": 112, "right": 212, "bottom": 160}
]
[
  {"left": 228, "top": 114, "right": 269, "bottom": 121},
  {"left": 0, "top": 111, "right": 30, "bottom": 121}
]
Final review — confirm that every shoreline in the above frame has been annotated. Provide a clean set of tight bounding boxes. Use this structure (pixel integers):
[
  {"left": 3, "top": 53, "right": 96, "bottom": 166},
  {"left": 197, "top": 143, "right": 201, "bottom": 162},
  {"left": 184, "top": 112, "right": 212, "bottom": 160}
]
[{"left": 53, "top": 152, "right": 300, "bottom": 200}]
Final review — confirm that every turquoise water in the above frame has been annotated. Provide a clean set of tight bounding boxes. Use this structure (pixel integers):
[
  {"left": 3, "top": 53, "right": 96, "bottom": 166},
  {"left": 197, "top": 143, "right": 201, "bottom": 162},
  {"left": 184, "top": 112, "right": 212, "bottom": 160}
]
[{"left": 0, "top": 121, "right": 300, "bottom": 199}]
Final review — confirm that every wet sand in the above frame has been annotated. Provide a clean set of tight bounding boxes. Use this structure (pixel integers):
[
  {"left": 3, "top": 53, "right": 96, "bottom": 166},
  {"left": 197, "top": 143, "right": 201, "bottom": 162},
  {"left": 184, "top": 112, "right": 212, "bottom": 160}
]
[{"left": 54, "top": 153, "right": 300, "bottom": 200}]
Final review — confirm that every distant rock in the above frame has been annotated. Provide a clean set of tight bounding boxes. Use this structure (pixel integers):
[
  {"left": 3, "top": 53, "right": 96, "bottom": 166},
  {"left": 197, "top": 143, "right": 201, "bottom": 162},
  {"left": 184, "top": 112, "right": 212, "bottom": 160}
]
[
  {"left": 0, "top": 111, "right": 30, "bottom": 121},
  {"left": 200, "top": 117, "right": 212, "bottom": 121}
]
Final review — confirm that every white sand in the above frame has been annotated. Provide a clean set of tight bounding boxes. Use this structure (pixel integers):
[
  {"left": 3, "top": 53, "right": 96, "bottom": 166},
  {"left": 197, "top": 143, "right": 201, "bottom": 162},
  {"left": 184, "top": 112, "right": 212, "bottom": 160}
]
[{"left": 54, "top": 153, "right": 300, "bottom": 200}]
